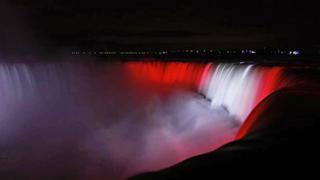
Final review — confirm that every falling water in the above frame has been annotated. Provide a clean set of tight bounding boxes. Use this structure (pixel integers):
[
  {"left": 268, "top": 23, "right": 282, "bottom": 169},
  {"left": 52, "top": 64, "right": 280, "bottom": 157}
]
[
  {"left": 0, "top": 61, "right": 286, "bottom": 180},
  {"left": 126, "top": 62, "right": 285, "bottom": 122},
  {"left": 200, "top": 63, "right": 284, "bottom": 122}
]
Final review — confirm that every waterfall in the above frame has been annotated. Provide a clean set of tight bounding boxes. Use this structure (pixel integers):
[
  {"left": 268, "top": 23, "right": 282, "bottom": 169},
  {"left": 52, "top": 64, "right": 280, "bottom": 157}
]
[
  {"left": 125, "top": 62, "right": 207, "bottom": 90},
  {"left": 126, "top": 62, "right": 285, "bottom": 122},
  {"left": 200, "top": 63, "right": 284, "bottom": 122},
  {"left": 0, "top": 61, "right": 286, "bottom": 180},
  {"left": 0, "top": 64, "right": 35, "bottom": 101}
]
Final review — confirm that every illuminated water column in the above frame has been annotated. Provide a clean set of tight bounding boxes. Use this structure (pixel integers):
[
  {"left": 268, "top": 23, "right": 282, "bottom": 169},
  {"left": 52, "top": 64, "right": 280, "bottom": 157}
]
[
  {"left": 125, "top": 62, "right": 208, "bottom": 90},
  {"left": 201, "top": 63, "right": 284, "bottom": 122},
  {"left": 0, "top": 64, "right": 35, "bottom": 101}
]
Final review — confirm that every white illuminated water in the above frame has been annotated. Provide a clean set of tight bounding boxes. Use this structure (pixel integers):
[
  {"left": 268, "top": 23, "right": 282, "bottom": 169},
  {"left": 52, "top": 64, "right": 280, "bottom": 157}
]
[{"left": 200, "top": 63, "right": 283, "bottom": 122}]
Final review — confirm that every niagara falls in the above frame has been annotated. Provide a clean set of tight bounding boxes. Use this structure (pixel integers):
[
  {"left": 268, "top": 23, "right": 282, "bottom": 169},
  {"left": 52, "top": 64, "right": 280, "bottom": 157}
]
[{"left": 0, "top": 60, "right": 290, "bottom": 179}]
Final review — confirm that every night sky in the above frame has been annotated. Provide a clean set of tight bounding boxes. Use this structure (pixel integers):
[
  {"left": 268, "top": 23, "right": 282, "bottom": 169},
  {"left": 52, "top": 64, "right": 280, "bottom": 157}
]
[{"left": 1, "top": 0, "right": 320, "bottom": 52}]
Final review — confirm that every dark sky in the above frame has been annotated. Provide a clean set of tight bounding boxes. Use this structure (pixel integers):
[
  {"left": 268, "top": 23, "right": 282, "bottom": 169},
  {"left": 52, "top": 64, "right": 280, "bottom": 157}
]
[{"left": 1, "top": 0, "right": 320, "bottom": 52}]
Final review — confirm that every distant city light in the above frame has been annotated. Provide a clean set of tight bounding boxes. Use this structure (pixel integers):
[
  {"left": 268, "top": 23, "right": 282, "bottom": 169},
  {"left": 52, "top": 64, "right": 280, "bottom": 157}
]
[
  {"left": 249, "top": 50, "right": 256, "bottom": 54},
  {"left": 292, "top": 50, "right": 300, "bottom": 55},
  {"left": 71, "top": 48, "right": 304, "bottom": 57}
]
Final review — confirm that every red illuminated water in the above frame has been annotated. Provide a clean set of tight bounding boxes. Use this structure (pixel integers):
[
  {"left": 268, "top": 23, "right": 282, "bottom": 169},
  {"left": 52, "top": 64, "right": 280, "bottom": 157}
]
[{"left": 125, "top": 62, "right": 207, "bottom": 90}]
